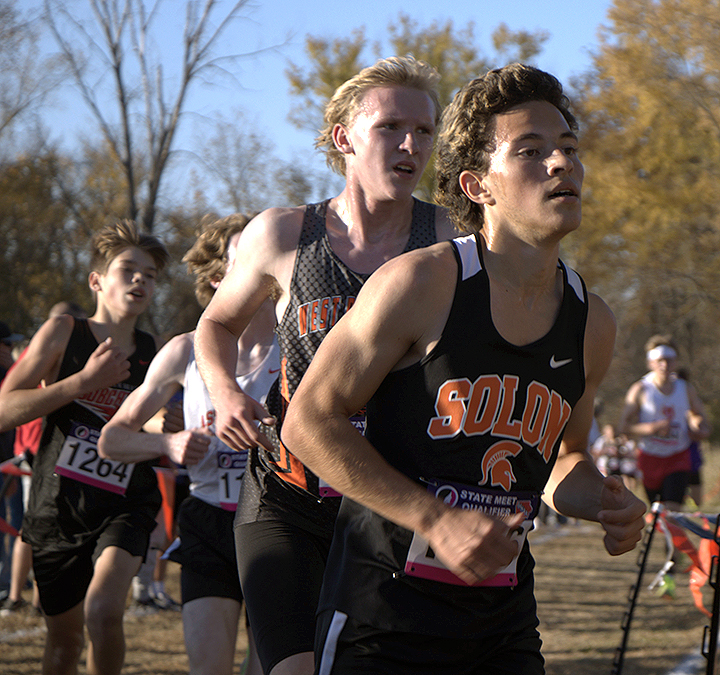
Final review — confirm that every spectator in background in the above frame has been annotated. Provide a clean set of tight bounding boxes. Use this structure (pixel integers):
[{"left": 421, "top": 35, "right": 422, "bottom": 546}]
[
  {"left": 0, "top": 321, "right": 25, "bottom": 601},
  {"left": 0, "top": 322, "right": 24, "bottom": 373},
  {"left": 591, "top": 423, "right": 618, "bottom": 477},
  {"left": 591, "top": 424, "right": 639, "bottom": 491},
  {"left": 616, "top": 434, "right": 640, "bottom": 493}
]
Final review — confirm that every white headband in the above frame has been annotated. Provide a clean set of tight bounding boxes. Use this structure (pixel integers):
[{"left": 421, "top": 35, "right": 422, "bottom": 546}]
[{"left": 647, "top": 345, "right": 677, "bottom": 361}]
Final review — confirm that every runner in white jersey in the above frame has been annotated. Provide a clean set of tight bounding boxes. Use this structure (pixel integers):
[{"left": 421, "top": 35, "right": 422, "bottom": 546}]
[
  {"left": 637, "top": 371, "right": 691, "bottom": 458},
  {"left": 619, "top": 334, "right": 710, "bottom": 508},
  {"left": 99, "top": 214, "right": 275, "bottom": 675},
  {"left": 183, "top": 342, "right": 278, "bottom": 510}
]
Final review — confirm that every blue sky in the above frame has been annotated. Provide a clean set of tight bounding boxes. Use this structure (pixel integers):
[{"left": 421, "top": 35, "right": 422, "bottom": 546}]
[
  {"left": 30, "top": 0, "right": 615, "bottom": 196},
  {"left": 202, "top": 0, "right": 615, "bottom": 159}
]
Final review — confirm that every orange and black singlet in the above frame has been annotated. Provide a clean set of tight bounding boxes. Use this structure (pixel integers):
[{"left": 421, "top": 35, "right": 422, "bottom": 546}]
[{"left": 236, "top": 198, "right": 438, "bottom": 536}]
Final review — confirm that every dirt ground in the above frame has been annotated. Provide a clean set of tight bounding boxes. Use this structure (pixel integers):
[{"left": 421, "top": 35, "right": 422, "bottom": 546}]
[
  {"left": 4, "top": 454, "right": 720, "bottom": 674},
  {"left": 533, "top": 521, "right": 713, "bottom": 675}
]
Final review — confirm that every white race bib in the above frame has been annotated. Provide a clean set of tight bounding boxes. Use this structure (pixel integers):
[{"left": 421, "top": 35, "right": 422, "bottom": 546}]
[
  {"left": 55, "top": 423, "right": 134, "bottom": 495},
  {"left": 404, "top": 479, "right": 540, "bottom": 587},
  {"left": 216, "top": 450, "right": 245, "bottom": 511}
]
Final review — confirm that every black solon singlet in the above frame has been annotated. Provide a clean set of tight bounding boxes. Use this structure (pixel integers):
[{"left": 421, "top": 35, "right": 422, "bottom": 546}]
[
  {"left": 23, "top": 318, "right": 161, "bottom": 552},
  {"left": 237, "top": 198, "right": 438, "bottom": 536},
  {"left": 318, "top": 233, "right": 589, "bottom": 637}
]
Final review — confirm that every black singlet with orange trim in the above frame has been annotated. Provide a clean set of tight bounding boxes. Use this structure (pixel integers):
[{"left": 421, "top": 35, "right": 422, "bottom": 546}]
[{"left": 236, "top": 198, "right": 438, "bottom": 536}]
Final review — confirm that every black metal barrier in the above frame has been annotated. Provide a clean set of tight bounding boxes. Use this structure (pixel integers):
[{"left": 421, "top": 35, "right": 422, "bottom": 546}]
[{"left": 611, "top": 504, "right": 660, "bottom": 675}]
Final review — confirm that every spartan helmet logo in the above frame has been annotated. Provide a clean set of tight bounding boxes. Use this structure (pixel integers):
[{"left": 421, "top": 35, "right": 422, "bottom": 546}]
[{"left": 480, "top": 440, "right": 523, "bottom": 491}]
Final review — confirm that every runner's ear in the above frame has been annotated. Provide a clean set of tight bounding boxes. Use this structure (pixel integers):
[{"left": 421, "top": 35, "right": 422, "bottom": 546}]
[
  {"left": 332, "top": 124, "right": 354, "bottom": 155},
  {"left": 88, "top": 271, "right": 102, "bottom": 292},
  {"left": 459, "top": 170, "right": 494, "bottom": 206}
]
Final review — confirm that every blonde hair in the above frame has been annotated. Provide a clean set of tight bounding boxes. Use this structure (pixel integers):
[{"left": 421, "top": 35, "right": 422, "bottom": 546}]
[
  {"left": 316, "top": 55, "right": 441, "bottom": 176},
  {"left": 90, "top": 220, "right": 169, "bottom": 274},
  {"left": 182, "top": 213, "right": 251, "bottom": 307}
]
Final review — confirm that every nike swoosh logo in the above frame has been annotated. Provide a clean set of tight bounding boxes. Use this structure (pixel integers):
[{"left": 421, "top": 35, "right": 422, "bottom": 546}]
[
  {"left": 549, "top": 356, "right": 572, "bottom": 369},
  {"left": 269, "top": 368, "right": 280, "bottom": 374},
  {"left": 139, "top": 359, "right": 150, "bottom": 366}
]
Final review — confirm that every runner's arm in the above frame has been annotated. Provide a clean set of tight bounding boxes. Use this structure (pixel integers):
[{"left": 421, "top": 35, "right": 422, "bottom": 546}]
[
  {"left": 687, "top": 383, "right": 711, "bottom": 441},
  {"left": 0, "top": 315, "right": 130, "bottom": 431},
  {"left": 194, "top": 209, "right": 296, "bottom": 453},
  {"left": 618, "top": 380, "right": 672, "bottom": 438},
  {"left": 544, "top": 294, "right": 645, "bottom": 554},
  {"left": 98, "top": 334, "right": 210, "bottom": 466}
]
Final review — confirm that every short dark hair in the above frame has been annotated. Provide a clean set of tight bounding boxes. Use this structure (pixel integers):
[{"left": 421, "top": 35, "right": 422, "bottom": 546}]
[
  {"left": 434, "top": 63, "right": 577, "bottom": 233},
  {"left": 90, "top": 220, "right": 169, "bottom": 274}
]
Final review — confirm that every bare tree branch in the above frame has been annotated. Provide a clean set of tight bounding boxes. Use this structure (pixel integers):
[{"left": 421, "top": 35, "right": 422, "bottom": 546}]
[
  {"left": 43, "top": 0, "right": 256, "bottom": 232},
  {"left": 0, "top": 0, "right": 64, "bottom": 148}
]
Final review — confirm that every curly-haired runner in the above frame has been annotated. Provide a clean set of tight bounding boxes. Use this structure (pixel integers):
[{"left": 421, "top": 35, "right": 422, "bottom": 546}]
[{"left": 283, "top": 64, "right": 647, "bottom": 674}]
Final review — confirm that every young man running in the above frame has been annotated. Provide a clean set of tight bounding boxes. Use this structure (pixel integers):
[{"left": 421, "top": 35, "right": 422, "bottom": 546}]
[
  {"left": 194, "top": 56, "right": 456, "bottom": 675},
  {"left": 99, "top": 214, "right": 275, "bottom": 675},
  {"left": 283, "top": 64, "right": 647, "bottom": 674},
  {"left": 619, "top": 335, "right": 710, "bottom": 510},
  {"left": 0, "top": 221, "right": 168, "bottom": 675}
]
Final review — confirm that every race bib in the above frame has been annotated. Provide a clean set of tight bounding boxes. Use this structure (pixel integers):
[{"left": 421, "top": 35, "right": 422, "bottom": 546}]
[
  {"left": 650, "top": 421, "right": 681, "bottom": 444},
  {"left": 55, "top": 422, "right": 134, "bottom": 495},
  {"left": 404, "top": 479, "right": 540, "bottom": 587},
  {"left": 217, "top": 450, "right": 245, "bottom": 511},
  {"left": 318, "top": 408, "right": 367, "bottom": 498}
]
